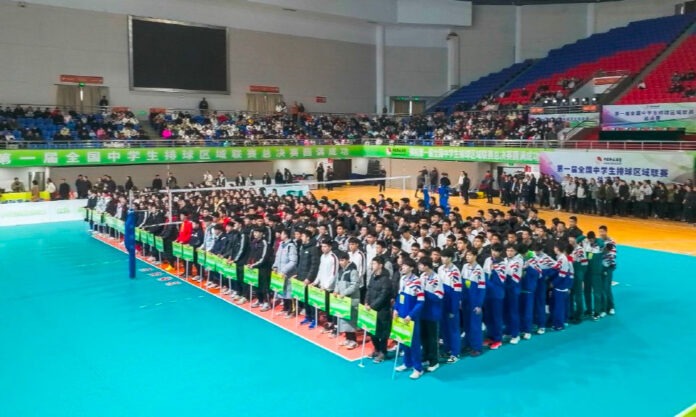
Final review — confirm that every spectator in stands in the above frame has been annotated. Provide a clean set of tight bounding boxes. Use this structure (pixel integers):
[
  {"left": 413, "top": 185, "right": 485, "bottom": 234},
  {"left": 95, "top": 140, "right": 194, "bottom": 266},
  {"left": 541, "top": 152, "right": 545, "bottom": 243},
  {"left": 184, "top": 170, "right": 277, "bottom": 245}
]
[
  {"left": 99, "top": 96, "right": 109, "bottom": 112},
  {"left": 46, "top": 178, "right": 56, "bottom": 200},
  {"left": 30, "top": 180, "right": 40, "bottom": 202},
  {"left": 198, "top": 98, "right": 209, "bottom": 115},
  {"left": 152, "top": 174, "right": 163, "bottom": 191}
]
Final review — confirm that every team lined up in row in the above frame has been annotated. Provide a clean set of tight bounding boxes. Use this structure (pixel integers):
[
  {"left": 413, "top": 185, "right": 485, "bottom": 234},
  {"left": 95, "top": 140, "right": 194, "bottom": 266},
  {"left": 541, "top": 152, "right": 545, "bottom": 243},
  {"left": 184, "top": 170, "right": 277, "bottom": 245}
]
[{"left": 87, "top": 186, "right": 617, "bottom": 380}]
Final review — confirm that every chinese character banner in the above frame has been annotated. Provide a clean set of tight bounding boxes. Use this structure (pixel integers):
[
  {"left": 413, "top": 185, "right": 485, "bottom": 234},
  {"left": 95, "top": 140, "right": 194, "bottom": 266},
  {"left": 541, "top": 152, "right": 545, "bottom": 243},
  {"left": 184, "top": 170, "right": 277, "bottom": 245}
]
[
  {"left": 0, "top": 145, "right": 545, "bottom": 167},
  {"left": 0, "top": 146, "right": 363, "bottom": 167},
  {"left": 362, "top": 146, "right": 543, "bottom": 164},
  {"left": 529, "top": 112, "right": 600, "bottom": 128},
  {"left": 539, "top": 150, "right": 694, "bottom": 183},
  {"left": 602, "top": 103, "right": 696, "bottom": 133}
]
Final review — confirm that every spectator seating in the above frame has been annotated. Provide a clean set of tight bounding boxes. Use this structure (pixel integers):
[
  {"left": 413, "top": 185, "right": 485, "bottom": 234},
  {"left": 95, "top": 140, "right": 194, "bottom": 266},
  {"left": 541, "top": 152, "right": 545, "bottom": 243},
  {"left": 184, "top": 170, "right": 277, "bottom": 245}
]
[
  {"left": 430, "top": 60, "right": 533, "bottom": 113},
  {"left": 498, "top": 14, "right": 696, "bottom": 106},
  {"left": 618, "top": 32, "right": 696, "bottom": 104}
]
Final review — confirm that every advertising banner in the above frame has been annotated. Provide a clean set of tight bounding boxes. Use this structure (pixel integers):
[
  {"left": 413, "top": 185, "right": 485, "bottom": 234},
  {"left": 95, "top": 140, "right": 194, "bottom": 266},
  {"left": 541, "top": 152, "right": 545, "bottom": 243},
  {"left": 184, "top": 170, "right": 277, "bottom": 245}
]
[
  {"left": 0, "top": 199, "right": 86, "bottom": 227},
  {"left": 290, "top": 278, "right": 306, "bottom": 300},
  {"left": 222, "top": 260, "right": 236, "bottom": 279},
  {"left": 307, "top": 286, "right": 326, "bottom": 310},
  {"left": 172, "top": 242, "right": 183, "bottom": 258},
  {"left": 0, "top": 145, "right": 546, "bottom": 167},
  {"left": 328, "top": 294, "right": 352, "bottom": 319},
  {"left": 539, "top": 151, "right": 694, "bottom": 183},
  {"left": 529, "top": 113, "right": 599, "bottom": 127},
  {"left": 356, "top": 304, "right": 377, "bottom": 334},
  {"left": 270, "top": 272, "right": 285, "bottom": 293},
  {"left": 602, "top": 103, "right": 696, "bottom": 133},
  {"left": 243, "top": 266, "right": 259, "bottom": 287},
  {"left": 181, "top": 245, "right": 194, "bottom": 262}
]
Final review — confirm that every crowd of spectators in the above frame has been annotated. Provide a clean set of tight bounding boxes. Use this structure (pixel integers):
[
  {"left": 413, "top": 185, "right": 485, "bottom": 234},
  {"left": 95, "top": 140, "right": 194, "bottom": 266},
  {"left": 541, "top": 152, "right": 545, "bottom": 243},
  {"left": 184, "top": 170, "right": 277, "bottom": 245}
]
[
  {"left": 496, "top": 172, "right": 696, "bottom": 223},
  {"left": 149, "top": 109, "right": 563, "bottom": 146},
  {"left": 0, "top": 105, "right": 145, "bottom": 145},
  {"left": 667, "top": 70, "right": 696, "bottom": 98}
]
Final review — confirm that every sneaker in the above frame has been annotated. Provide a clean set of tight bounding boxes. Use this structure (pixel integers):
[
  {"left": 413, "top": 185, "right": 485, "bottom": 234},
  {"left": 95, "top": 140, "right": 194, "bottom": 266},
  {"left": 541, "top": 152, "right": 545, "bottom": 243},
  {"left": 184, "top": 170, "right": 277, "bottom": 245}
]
[
  {"left": 345, "top": 341, "right": 358, "bottom": 350},
  {"left": 300, "top": 318, "right": 312, "bottom": 326},
  {"left": 609, "top": 308, "right": 616, "bottom": 315},
  {"left": 509, "top": 336, "right": 520, "bottom": 345},
  {"left": 260, "top": 303, "right": 271, "bottom": 312},
  {"left": 284, "top": 311, "right": 294, "bottom": 319},
  {"left": 395, "top": 364, "right": 409, "bottom": 372},
  {"left": 592, "top": 315, "right": 600, "bottom": 321},
  {"left": 489, "top": 341, "right": 502, "bottom": 350},
  {"left": 230, "top": 290, "right": 238, "bottom": 297},
  {"left": 536, "top": 328, "right": 546, "bottom": 335},
  {"left": 250, "top": 300, "right": 261, "bottom": 308},
  {"left": 553, "top": 326, "right": 565, "bottom": 331},
  {"left": 470, "top": 350, "right": 482, "bottom": 357},
  {"left": 426, "top": 363, "right": 440, "bottom": 372},
  {"left": 299, "top": 308, "right": 306, "bottom": 316},
  {"left": 236, "top": 297, "right": 248, "bottom": 305},
  {"left": 522, "top": 333, "right": 532, "bottom": 340},
  {"left": 373, "top": 353, "right": 385, "bottom": 364},
  {"left": 369, "top": 351, "right": 379, "bottom": 359},
  {"left": 446, "top": 355, "right": 459, "bottom": 364},
  {"left": 409, "top": 370, "right": 423, "bottom": 380},
  {"left": 328, "top": 330, "right": 339, "bottom": 339},
  {"left": 308, "top": 320, "right": 317, "bottom": 329},
  {"left": 483, "top": 338, "right": 493, "bottom": 346},
  {"left": 599, "top": 312, "right": 607, "bottom": 318}
]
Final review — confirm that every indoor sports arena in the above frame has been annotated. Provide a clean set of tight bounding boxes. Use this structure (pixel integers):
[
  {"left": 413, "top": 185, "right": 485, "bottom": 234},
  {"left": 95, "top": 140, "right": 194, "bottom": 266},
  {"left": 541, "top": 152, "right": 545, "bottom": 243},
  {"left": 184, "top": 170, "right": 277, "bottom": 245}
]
[{"left": 1, "top": 1, "right": 696, "bottom": 416}]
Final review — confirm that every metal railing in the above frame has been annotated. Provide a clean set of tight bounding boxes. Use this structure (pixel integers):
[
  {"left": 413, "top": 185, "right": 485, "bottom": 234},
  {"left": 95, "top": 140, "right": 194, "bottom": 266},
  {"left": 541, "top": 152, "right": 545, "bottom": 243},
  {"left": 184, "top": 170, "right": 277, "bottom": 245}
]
[{"left": 2, "top": 137, "right": 695, "bottom": 151}]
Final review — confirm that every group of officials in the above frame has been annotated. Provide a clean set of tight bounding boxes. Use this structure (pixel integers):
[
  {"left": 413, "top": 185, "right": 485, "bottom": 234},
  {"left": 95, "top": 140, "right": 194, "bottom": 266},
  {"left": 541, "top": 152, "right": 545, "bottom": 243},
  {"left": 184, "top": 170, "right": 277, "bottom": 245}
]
[{"left": 87, "top": 180, "right": 617, "bottom": 380}]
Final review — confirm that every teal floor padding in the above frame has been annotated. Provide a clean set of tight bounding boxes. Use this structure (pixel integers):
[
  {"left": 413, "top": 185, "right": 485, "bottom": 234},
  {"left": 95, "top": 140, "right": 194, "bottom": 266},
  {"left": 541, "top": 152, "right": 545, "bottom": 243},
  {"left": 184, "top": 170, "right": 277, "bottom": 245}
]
[{"left": 0, "top": 221, "right": 694, "bottom": 417}]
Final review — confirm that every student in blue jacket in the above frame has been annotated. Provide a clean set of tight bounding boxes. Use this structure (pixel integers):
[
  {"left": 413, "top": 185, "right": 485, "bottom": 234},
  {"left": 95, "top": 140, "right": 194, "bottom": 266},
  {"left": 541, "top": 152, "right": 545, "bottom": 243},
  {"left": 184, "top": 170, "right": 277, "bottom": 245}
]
[
  {"left": 462, "top": 250, "right": 486, "bottom": 356},
  {"left": 438, "top": 248, "right": 462, "bottom": 364},
  {"left": 394, "top": 258, "right": 425, "bottom": 380},
  {"left": 550, "top": 242, "right": 574, "bottom": 331},
  {"left": 483, "top": 244, "right": 505, "bottom": 350},
  {"left": 418, "top": 257, "right": 443, "bottom": 373}
]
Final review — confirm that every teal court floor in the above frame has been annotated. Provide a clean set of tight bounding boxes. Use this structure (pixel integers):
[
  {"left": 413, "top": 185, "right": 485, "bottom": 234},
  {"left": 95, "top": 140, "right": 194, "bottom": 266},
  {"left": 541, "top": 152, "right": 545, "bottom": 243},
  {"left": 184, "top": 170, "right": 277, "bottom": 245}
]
[{"left": 0, "top": 221, "right": 694, "bottom": 417}]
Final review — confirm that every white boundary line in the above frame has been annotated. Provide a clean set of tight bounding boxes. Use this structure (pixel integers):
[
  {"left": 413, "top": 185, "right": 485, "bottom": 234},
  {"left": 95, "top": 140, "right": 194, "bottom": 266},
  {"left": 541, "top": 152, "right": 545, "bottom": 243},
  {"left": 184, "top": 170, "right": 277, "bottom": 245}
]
[
  {"left": 675, "top": 403, "right": 696, "bottom": 417},
  {"left": 92, "top": 234, "right": 362, "bottom": 363}
]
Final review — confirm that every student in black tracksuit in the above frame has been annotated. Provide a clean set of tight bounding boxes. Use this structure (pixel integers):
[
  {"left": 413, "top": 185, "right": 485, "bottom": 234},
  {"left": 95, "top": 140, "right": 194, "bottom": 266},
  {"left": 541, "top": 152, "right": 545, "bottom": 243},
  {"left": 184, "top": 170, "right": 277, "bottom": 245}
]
[
  {"left": 226, "top": 222, "right": 250, "bottom": 303},
  {"left": 366, "top": 256, "right": 393, "bottom": 363},
  {"left": 298, "top": 230, "right": 320, "bottom": 325},
  {"left": 247, "top": 227, "right": 273, "bottom": 311},
  {"left": 187, "top": 221, "right": 204, "bottom": 276}
]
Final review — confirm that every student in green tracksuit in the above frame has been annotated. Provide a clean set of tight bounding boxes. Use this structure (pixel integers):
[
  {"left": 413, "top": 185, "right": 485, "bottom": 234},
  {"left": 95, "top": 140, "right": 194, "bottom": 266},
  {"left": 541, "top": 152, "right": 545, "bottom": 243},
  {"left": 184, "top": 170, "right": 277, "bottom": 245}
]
[
  {"left": 583, "top": 231, "right": 605, "bottom": 321},
  {"left": 569, "top": 233, "right": 587, "bottom": 324}
]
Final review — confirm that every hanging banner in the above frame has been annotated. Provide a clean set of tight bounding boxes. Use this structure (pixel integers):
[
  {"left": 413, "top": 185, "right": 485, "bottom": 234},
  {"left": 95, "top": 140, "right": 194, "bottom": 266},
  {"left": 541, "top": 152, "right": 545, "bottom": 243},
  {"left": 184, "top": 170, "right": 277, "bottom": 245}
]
[
  {"left": 602, "top": 103, "right": 696, "bottom": 133},
  {"left": 389, "top": 318, "right": 415, "bottom": 347},
  {"left": 357, "top": 304, "right": 377, "bottom": 334},
  {"left": 0, "top": 145, "right": 546, "bottom": 167},
  {"left": 539, "top": 150, "right": 694, "bottom": 183},
  {"left": 328, "top": 294, "right": 351, "bottom": 319},
  {"left": 362, "top": 146, "right": 543, "bottom": 164},
  {"left": 528, "top": 112, "right": 600, "bottom": 127}
]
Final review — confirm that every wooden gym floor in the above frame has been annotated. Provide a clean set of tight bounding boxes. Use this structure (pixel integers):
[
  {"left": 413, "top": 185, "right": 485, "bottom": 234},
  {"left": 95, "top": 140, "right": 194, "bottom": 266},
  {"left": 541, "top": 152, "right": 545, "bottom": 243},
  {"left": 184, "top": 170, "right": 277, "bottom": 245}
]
[{"left": 321, "top": 185, "right": 696, "bottom": 256}]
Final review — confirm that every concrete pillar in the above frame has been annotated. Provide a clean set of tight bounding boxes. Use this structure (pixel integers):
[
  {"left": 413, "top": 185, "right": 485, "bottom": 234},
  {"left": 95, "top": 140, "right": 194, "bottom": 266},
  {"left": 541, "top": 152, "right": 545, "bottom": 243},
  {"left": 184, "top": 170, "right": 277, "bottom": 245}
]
[
  {"left": 446, "top": 31, "right": 460, "bottom": 90},
  {"left": 375, "top": 24, "right": 385, "bottom": 113},
  {"left": 586, "top": 3, "right": 596, "bottom": 37},
  {"left": 514, "top": 6, "right": 523, "bottom": 63}
]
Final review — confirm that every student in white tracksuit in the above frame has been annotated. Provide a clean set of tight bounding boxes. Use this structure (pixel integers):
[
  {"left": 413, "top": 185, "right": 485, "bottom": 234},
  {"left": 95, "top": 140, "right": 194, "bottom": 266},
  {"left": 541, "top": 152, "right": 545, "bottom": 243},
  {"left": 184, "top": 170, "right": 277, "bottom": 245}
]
[{"left": 313, "top": 239, "right": 339, "bottom": 331}]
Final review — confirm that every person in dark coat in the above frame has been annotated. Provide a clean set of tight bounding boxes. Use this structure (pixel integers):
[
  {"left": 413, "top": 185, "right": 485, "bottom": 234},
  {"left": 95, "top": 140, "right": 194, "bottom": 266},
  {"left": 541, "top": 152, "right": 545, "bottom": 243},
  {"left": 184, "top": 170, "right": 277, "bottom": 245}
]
[
  {"left": 58, "top": 178, "right": 71, "bottom": 200},
  {"left": 151, "top": 175, "right": 163, "bottom": 191},
  {"left": 365, "top": 256, "right": 393, "bottom": 363}
]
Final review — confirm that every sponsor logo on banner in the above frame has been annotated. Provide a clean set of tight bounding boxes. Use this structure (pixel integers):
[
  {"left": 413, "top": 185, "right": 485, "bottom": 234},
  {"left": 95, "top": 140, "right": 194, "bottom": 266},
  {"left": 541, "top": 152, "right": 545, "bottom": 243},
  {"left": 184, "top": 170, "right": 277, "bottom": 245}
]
[
  {"left": 385, "top": 146, "right": 409, "bottom": 157},
  {"left": 539, "top": 150, "right": 693, "bottom": 183}
]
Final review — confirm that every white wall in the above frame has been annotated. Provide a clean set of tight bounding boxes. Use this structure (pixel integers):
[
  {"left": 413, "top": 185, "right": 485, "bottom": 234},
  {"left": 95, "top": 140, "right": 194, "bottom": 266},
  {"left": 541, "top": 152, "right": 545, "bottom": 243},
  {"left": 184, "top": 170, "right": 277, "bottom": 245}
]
[
  {"left": 456, "top": 6, "right": 515, "bottom": 86},
  {"left": 595, "top": 0, "right": 685, "bottom": 34},
  {"left": 518, "top": 3, "right": 587, "bottom": 60},
  {"left": 385, "top": 46, "right": 447, "bottom": 97},
  {"left": 0, "top": 2, "right": 375, "bottom": 113}
]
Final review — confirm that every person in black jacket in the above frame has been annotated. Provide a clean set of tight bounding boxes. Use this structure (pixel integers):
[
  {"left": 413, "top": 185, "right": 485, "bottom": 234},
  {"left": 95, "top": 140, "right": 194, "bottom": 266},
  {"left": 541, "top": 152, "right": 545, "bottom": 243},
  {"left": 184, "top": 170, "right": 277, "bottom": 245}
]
[
  {"left": 58, "top": 178, "right": 71, "bottom": 200},
  {"left": 186, "top": 220, "right": 204, "bottom": 277},
  {"left": 365, "top": 255, "right": 393, "bottom": 363},
  {"left": 298, "top": 229, "right": 320, "bottom": 325},
  {"left": 226, "top": 220, "right": 250, "bottom": 303},
  {"left": 247, "top": 227, "right": 273, "bottom": 311},
  {"left": 151, "top": 175, "right": 163, "bottom": 191}
]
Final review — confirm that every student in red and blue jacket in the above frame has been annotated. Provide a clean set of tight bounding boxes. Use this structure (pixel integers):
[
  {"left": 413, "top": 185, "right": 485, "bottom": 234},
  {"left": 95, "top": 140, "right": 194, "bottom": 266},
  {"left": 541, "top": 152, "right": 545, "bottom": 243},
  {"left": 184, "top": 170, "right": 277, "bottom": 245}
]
[
  {"left": 483, "top": 244, "right": 505, "bottom": 350},
  {"left": 393, "top": 258, "right": 425, "bottom": 380},
  {"left": 503, "top": 244, "right": 524, "bottom": 344},
  {"left": 438, "top": 248, "right": 462, "bottom": 363},
  {"left": 462, "top": 250, "right": 486, "bottom": 356},
  {"left": 551, "top": 242, "right": 574, "bottom": 330},
  {"left": 532, "top": 247, "right": 556, "bottom": 335},
  {"left": 419, "top": 257, "right": 443, "bottom": 372},
  {"left": 520, "top": 243, "right": 542, "bottom": 340}
]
